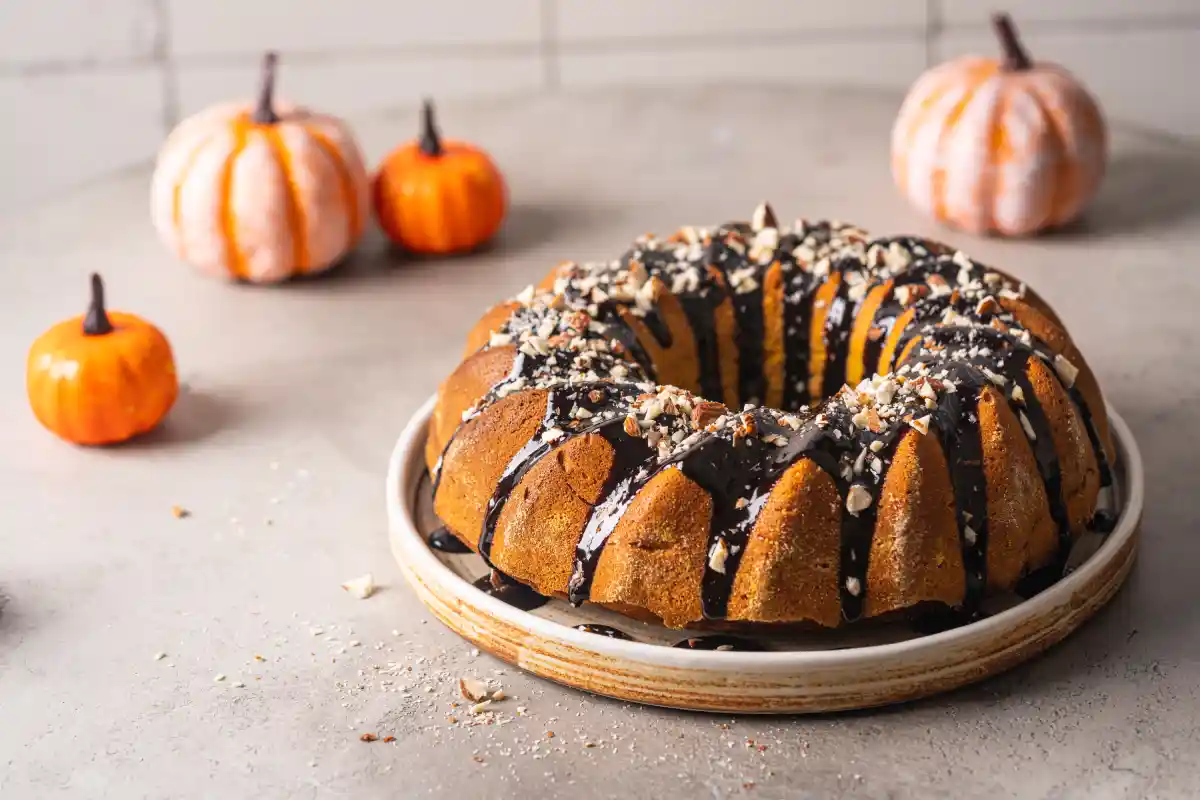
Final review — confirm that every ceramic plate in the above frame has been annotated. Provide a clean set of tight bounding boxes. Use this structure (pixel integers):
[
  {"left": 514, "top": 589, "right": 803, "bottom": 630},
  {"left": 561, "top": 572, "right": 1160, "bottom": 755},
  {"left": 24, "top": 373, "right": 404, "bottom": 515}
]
[{"left": 386, "top": 396, "right": 1142, "bottom": 713}]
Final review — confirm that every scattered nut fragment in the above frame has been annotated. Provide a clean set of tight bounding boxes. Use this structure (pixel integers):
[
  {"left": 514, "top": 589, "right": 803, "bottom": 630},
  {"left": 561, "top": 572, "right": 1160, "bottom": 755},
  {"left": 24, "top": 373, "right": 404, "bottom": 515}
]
[
  {"left": 751, "top": 201, "right": 779, "bottom": 232},
  {"left": 341, "top": 574, "right": 376, "bottom": 599},
  {"left": 153, "top": 651, "right": 167, "bottom": 661},
  {"left": 546, "top": 731, "right": 555, "bottom": 739},
  {"left": 360, "top": 733, "right": 378, "bottom": 743},
  {"left": 708, "top": 539, "right": 730, "bottom": 574},
  {"left": 491, "top": 689, "right": 506, "bottom": 702},
  {"left": 469, "top": 700, "right": 492, "bottom": 715},
  {"left": 623, "top": 415, "right": 641, "bottom": 438},
  {"left": 171, "top": 506, "right": 190, "bottom": 519},
  {"left": 975, "top": 295, "right": 1001, "bottom": 316},
  {"left": 1019, "top": 411, "right": 1038, "bottom": 441},
  {"left": 845, "top": 576, "right": 863, "bottom": 597},
  {"left": 459, "top": 677, "right": 489, "bottom": 702},
  {"left": 214, "top": 674, "right": 226, "bottom": 682},
  {"left": 691, "top": 401, "right": 726, "bottom": 429},
  {"left": 845, "top": 485, "right": 873, "bottom": 516},
  {"left": 1054, "top": 354, "right": 1079, "bottom": 388},
  {"left": 908, "top": 415, "right": 932, "bottom": 435}
]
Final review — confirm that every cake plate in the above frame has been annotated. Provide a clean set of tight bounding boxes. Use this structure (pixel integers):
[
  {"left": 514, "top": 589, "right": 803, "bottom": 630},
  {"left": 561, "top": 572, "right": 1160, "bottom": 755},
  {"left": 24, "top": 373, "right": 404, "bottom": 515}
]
[{"left": 386, "top": 395, "right": 1142, "bottom": 713}]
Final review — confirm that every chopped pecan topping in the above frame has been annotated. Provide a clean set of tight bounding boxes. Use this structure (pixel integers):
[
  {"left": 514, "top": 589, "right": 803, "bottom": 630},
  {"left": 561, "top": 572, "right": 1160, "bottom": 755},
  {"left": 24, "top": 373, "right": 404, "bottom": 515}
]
[{"left": 691, "top": 401, "right": 727, "bottom": 429}]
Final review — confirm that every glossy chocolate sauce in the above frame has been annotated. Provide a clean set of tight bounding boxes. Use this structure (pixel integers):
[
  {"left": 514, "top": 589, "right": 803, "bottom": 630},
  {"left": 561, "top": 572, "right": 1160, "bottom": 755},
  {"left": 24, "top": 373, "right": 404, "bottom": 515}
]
[
  {"left": 472, "top": 571, "right": 550, "bottom": 611},
  {"left": 574, "top": 624, "right": 634, "bottom": 640},
  {"left": 673, "top": 635, "right": 767, "bottom": 651},
  {"left": 434, "top": 218, "right": 1116, "bottom": 629},
  {"left": 428, "top": 526, "right": 472, "bottom": 554}
]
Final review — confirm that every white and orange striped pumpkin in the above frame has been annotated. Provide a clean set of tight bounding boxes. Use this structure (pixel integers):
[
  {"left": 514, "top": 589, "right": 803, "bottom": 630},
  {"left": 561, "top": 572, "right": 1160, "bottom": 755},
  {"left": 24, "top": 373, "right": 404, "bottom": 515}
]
[
  {"left": 892, "top": 14, "right": 1106, "bottom": 237},
  {"left": 151, "top": 53, "right": 369, "bottom": 283}
]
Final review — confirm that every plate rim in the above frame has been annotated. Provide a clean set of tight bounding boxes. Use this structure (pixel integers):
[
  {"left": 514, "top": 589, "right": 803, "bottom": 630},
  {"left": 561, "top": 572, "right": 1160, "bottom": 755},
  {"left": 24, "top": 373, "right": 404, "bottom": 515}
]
[{"left": 386, "top": 394, "right": 1143, "bottom": 673}]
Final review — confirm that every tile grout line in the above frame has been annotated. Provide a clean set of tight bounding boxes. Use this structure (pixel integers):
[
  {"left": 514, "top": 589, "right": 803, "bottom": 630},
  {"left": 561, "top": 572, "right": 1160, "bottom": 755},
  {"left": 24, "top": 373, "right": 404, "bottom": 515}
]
[
  {"left": 541, "top": 0, "right": 560, "bottom": 91},
  {"left": 925, "top": 0, "right": 942, "bottom": 67},
  {"left": 5, "top": 16, "right": 1200, "bottom": 77},
  {"left": 151, "top": 0, "right": 180, "bottom": 132}
]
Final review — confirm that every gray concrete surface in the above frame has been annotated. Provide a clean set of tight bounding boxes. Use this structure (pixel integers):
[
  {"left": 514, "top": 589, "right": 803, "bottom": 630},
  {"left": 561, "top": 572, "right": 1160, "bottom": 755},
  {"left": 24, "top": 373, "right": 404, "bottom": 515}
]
[{"left": 1, "top": 87, "right": 1198, "bottom": 799}]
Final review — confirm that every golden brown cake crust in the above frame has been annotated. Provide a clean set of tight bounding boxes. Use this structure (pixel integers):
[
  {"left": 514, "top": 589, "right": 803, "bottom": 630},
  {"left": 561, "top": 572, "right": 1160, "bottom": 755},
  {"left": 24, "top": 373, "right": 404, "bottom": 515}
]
[{"left": 426, "top": 206, "right": 1113, "bottom": 630}]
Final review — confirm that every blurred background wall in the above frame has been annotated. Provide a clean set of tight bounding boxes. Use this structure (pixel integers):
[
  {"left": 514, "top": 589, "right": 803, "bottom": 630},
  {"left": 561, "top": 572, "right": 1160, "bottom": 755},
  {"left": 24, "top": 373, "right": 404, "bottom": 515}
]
[{"left": 4, "top": 0, "right": 1200, "bottom": 210}]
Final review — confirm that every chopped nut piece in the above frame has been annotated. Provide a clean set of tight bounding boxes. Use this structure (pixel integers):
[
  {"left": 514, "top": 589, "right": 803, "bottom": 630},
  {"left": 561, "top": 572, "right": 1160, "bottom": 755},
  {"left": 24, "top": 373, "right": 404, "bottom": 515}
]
[
  {"left": 469, "top": 700, "right": 492, "bottom": 715},
  {"left": 909, "top": 415, "right": 932, "bottom": 435},
  {"left": 383, "top": 736, "right": 396, "bottom": 743},
  {"left": 691, "top": 401, "right": 726, "bottom": 429},
  {"left": 459, "top": 677, "right": 489, "bottom": 702},
  {"left": 845, "top": 576, "right": 862, "bottom": 597},
  {"left": 341, "top": 574, "right": 376, "bottom": 599},
  {"left": 845, "top": 485, "right": 873, "bottom": 516},
  {"left": 171, "top": 505, "right": 190, "bottom": 519},
  {"left": 751, "top": 202, "right": 779, "bottom": 231},
  {"left": 974, "top": 295, "right": 1001, "bottom": 316},
  {"left": 1019, "top": 411, "right": 1037, "bottom": 440},
  {"left": 491, "top": 689, "right": 506, "bottom": 702},
  {"left": 1054, "top": 354, "right": 1079, "bottom": 388},
  {"left": 360, "top": 733, "right": 378, "bottom": 742},
  {"left": 708, "top": 539, "right": 730, "bottom": 574},
  {"left": 623, "top": 416, "right": 641, "bottom": 437}
]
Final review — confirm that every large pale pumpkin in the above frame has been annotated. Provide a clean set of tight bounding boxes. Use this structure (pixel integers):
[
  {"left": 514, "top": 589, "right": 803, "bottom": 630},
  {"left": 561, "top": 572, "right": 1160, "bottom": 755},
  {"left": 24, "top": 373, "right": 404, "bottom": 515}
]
[
  {"left": 151, "top": 53, "right": 369, "bottom": 283},
  {"left": 892, "top": 13, "right": 1106, "bottom": 236}
]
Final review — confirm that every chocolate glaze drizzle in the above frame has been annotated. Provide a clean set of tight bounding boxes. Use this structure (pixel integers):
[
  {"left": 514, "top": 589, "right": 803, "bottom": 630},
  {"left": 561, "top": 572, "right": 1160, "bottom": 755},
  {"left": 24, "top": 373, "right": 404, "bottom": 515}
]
[
  {"left": 574, "top": 624, "right": 634, "bottom": 640},
  {"left": 429, "top": 526, "right": 472, "bottom": 554},
  {"left": 472, "top": 570, "right": 550, "bottom": 611},
  {"left": 673, "top": 635, "right": 767, "bottom": 651},
  {"left": 431, "top": 207, "right": 1114, "bottom": 629}
]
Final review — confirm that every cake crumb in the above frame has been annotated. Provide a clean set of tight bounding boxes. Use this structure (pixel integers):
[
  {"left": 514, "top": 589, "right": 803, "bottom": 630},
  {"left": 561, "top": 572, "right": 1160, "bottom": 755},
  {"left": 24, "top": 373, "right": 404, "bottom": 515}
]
[{"left": 341, "top": 574, "right": 376, "bottom": 599}]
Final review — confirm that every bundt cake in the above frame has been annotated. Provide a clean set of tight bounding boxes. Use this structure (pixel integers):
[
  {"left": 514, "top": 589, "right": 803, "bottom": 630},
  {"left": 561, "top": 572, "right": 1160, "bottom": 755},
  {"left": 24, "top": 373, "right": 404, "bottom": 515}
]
[{"left": 425, "top": 205, "right": 1113, "bottom": 629}]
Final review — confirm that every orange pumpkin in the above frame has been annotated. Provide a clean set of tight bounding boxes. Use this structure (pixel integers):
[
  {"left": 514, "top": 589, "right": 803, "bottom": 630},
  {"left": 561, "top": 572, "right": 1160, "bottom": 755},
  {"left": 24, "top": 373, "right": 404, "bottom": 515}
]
[
  {"left": 151, "top": 53, "right": 369, "bottom": 283},
  {"left": 27, "top": 274, "right": 178, "bottom": 445},
  {"left": 373, "top": 99, "right": 507, "bottom": 254},
  {"left": 892, "top": 13, "right": 1106, "bottom": 236}
]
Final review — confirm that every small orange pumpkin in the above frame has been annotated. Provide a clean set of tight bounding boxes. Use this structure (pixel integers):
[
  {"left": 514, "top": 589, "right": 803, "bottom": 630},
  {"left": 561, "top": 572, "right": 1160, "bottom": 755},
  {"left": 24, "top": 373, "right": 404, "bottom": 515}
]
[
  {"left": 151, "top": 53, "right": 369, "bottom": 283},
  {"left": 373, "top": 99, "right": 507, "bottom": 254},
  {"left": 27, "top": 274, "right": 178, "bottom": 445},
  {"left": 892, "top": 13, "right": 1107, "bottom": 236}
]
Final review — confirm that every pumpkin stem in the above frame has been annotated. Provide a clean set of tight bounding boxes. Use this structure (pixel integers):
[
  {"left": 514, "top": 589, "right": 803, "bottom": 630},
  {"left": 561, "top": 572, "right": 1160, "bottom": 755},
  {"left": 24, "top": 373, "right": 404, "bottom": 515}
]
[
  {"left": 253, "top": 51, "right": 280, "bottom": 124},
  {"left": 84, "top": 273, "right": 114, "bottom": 336},
  {"left": 992, "top": 13, "right": 1032, "bottom": 71},
  {"left": 419, "top": 98, "right": 443, "bottom": 157}
]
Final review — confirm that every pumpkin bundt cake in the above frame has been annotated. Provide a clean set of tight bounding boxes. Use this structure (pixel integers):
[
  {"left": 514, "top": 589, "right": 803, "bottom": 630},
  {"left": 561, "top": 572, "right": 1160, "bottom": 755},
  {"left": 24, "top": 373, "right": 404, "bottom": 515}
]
[{"left": 425, "top": 205, "right": 1113, "bottom": 629}]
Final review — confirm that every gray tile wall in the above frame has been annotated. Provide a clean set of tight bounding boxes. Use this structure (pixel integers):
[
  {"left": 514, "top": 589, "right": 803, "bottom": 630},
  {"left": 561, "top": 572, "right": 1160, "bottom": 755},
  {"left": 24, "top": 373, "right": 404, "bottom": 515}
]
[{"left": 2, "top": 0, "right": 1198, "bottom": 208}]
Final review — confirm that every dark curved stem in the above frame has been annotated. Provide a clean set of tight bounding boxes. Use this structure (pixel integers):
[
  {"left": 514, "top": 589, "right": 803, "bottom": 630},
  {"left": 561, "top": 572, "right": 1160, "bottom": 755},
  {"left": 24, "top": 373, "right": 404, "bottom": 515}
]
[
  {"left": 419, "top": 98, "right": 443, "bottom": 157},
  {"left": 992, "top": 13, "right": 1032, "bottom": 71},
  {"left": 83, "top": 273, "right": 113, "bottom": 336},
  {"left": 253, "top": 51, "right": 280, "bottom": 124}
]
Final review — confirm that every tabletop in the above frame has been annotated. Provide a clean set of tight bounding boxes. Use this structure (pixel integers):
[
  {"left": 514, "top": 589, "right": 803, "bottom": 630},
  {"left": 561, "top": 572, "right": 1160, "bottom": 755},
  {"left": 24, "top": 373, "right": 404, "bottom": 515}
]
[{"left": 2, "top": 86, "right": 1199, "bottom": 800}]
